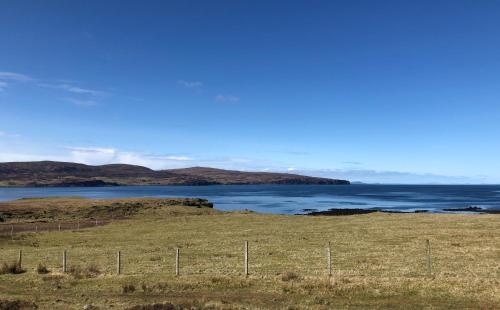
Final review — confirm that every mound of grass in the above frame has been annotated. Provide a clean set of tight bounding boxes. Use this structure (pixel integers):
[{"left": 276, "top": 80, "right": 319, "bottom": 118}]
[
  {"left": 36, "top": 263, "right": 50, "bottom": 274},
  {"left": 126, "top": 303, "right": 179, "bottom": 310},
  {"left": 0, "top": 299, "right": 37, "bottom": 310},
  {"left": 281, "top": 271, "right": 301, "bottom": 282},
  {"left": 122, "top": 283, "right": 136, "bottom": 294},
  {"left": 68, "top": 264, "right": 100, "bottom": 279},
  {"left": 0, "top": 262, "right": 25, "bottom": 275},
  {"left": 0, "top": 197, "right": 215, "bottom": 222}
]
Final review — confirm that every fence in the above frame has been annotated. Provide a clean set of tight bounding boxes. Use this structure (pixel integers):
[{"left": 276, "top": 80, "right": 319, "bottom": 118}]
[
  {"left": 0, "top": 220, "right": 112, "bottom": 236},
  {"left": 2, "top": 240, "right": 442, "bottom": 278},
  {"left": 1, "top": 222, "right": 495, "bottom": 280}
]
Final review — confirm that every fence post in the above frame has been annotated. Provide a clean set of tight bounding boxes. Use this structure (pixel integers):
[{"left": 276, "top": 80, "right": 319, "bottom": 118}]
[
  {"left": 327, "top": 242, "right": 332, "bottom": 277},
  {"left": 426, "top": 239, "right": 432, "bottom": 276},
  {"left": 175, "top": 248, "right": 180, "bottom": 276},
  {"left": 244, "top": 240, "right": 249, "bottom": 276},
  {"left": 117, "top": 251, "right": 121, "bottom": 275},
  {"left": 58, "top": 223, "right": 61, "bottom": 232},
  {"left": 10, "top": 224, "right": 13, "bottom": 238},
  {"left": 35, "top": 225, "right": 38, "bottom": 233},
  {"left": 77, "top": 221, "right": 80, "bottom": 231},
  {"left": 63, "top": 250, "right": 67, "bottom": 273},
  {"left": 18, "top": 250, "right": 22, "bottom": 268},
  {"left": 95, "top": 219, "right": 98, "bottom": 226}
]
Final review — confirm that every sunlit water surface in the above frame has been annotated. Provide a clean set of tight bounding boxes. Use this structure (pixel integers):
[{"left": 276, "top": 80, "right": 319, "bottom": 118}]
[{"left": 1, "top": 184, "right": 499, "bottom": 214}]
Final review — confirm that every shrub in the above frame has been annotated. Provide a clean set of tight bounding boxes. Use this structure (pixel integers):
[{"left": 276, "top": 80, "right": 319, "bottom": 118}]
[
  {"left": 0, "top": 262, "right": 25, "bottom": 275},
  {"left": 149, "top": 255, "right": 162, "bottom": 262},
  {"left": 86, "top": 264, "right": 100, "bottom": 275},
  {"left": 68, "top": 264, "right": 100, "bottom": 279},
  {"left": 122, "top": 283, "right": 136, "bottom": 294},
  {"left": 281, "top": 271, "right": 300, "bottom": 282},
  {"left": 36, "top": 263, "right": 50, "bottom": 274},
  {"left": 0, "top": 299, "right": 37, "bottom": 310},
  {"left": 126, "top": 303, "right": 177, "bottom": 310}
]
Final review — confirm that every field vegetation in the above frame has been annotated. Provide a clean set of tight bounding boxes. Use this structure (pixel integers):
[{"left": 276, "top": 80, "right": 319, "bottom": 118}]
[{"left": 0, "top": 197, "right": 498, "bottom": 309}]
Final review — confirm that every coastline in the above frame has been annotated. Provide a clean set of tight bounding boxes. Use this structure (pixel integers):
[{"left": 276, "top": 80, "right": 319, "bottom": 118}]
[{"left": 303, "top": 207, "right": 500, "bottom": 216}]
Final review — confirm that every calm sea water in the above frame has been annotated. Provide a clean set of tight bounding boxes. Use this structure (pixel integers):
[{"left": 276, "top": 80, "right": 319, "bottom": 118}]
[{"left": 0, "top": 184, "right": 499, "bottom": 214}]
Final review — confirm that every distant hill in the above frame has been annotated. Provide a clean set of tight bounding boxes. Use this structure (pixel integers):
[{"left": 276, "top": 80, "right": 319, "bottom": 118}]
[{"left": 0, "top": 161, "right": 350, "bottom": 187}]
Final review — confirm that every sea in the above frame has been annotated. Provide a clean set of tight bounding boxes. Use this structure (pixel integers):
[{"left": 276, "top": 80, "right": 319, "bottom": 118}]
[{"left": 1, "top": 184, "right": 499, "bottom": 214}]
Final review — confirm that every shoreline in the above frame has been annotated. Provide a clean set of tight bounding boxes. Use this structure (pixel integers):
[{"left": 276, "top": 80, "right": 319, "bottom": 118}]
[{"left": 303, "top": 207, "right": 500, "bottom": 216}]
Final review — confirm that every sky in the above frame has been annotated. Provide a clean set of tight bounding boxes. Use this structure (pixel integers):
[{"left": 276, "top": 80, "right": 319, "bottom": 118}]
[{"left": 1, "top": 0, "right": 500, "bottom": 184}]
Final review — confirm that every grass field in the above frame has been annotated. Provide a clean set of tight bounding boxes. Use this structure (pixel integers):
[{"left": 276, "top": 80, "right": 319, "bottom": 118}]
[{"left": 0, "top": 197, "right": 499, "bottom": 309}]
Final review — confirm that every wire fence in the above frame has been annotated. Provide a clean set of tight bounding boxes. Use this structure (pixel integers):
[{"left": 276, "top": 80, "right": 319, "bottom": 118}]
[
  {"left": 0, "top": 219, "right": 112, "bottom": 235},
  {"left": 1, "top": 238, "right": 498, "bottom": 279}
]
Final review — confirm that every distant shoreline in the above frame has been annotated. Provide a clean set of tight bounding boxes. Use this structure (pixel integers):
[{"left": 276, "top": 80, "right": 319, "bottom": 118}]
[{"left": 303, "top": 207, "right": 500, "bottom": 216}]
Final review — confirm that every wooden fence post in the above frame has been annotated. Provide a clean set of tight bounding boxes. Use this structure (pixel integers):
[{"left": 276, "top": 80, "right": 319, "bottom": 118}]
[
  {"left": 35, "top": 225, "right": 38, "bottom": 233},
  {"left": 327, "top": 242, "right": 332, "bottom": 277},
  {"left": 117, "top": 251, "right": 121, "bottom": 275},
  {"left": 426, "top": 239, "right": 432, "bottom": 276},
  {"left": 18, "top": 250, "right": 22, "bottom": 268},
  {"left": 175, "top": 248, "right": 180, "bottom": 276},
  {"left": 63, "top": 250, "right": 67, "bottom": 273},
  {"left": 58, "top": 223, "right": 61, "bottom": 232},
  {"left": 244, "top": 240, "right": 249, "bottom": 276}
]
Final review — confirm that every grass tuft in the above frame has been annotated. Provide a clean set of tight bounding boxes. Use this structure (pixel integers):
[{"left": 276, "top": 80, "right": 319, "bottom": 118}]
[
  {"left": 68, "top": 264, "right": 100, "bottom": 279},
  {"left": 281, "top": 271, "right": 301, "bottom": 282},
  {"left": 36, "top": 263, "right": 50, "bottom": 274},
  {"left": 0, "top": 299, "right": 37, "bottom": 310},
  {"left": 0, "top": 262, "right": 25, "bottom": 275},
  {"left": 122, "top": 283, "right": 136, "bottom": 294}
]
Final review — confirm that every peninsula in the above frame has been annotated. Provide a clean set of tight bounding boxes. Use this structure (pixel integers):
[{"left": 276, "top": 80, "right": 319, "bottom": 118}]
[{"left": 0, "top": 161, "right": 350, "bottom": 187}]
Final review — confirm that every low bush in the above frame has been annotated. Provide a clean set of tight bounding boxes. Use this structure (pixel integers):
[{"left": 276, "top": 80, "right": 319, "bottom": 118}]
[
  {"left": 126, "top": 303, "right": 182, "bottom": 310},
  {"left": 68, "top": 264, "right": 100, "bottom": 279},
  {"left": 0, "top": 299, "right": 37, "bottom": 310},
  {"left": 0, "top": 262, "right": 25, "bottom": 275},
  {"left": 36, "top": 263, "right": 50, "bottom": 274},
  {"left": 122, "top": 283, "right": 136, "bottom": 294},
  {"left": 281, "top": 271, "right": 301, "bottom": 282}
]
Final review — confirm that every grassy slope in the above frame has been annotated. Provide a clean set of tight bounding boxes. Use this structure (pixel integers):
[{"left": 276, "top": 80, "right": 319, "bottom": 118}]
[{"left": 0, "top": 198, "right": 499, "bottom": 309}]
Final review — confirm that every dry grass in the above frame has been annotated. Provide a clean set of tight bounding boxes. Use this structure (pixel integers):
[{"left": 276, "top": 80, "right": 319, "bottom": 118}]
[
  {"left": 0, "top": 198, "right": 499, "bottom": 309},
  {"left": 36, "top": 263, "right": 50, "bottom": 274},
  {"left": 0, "top": 197, "right": 215, "bottom": 223},
  {"left": 0, "top": 262, "right": 25, "bottom": 275}
]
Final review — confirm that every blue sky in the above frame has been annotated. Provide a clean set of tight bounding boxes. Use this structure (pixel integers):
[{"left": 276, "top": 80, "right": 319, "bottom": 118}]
[{"left": 1, "top": 0, "right": 500, "bottom": 183}]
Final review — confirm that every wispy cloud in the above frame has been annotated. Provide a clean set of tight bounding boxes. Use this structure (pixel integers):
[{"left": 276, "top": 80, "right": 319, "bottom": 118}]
[
  {"left": 177, "top": 80, "right": 203, "bottom": 88},
  {"left": 64, "top": 146, "right": 193, "bottom": 169},
  {"left": 39, "top": 83, "right": 104, "bottom": 96},
  {"left": 215, "top": 94, "right": 240, "bottom": 103},
  {"left": 0, "top": 70, "right": 107, "bottom": 106},
  {"left": 62, "top": 97, "right": 98, "bottom": 106},
  {"left": 0, "top": 130, "right": 20, "bottom": 138},
  {"left": 0, "top": 72, "right": 33, "bottom": 82},
  {"left": 0, "top": 71, "right": 34, "bottom": 92},
  {"left": 342, "top": 161, "right": 362, "bottom": 166},
  {"left": 164, "top": 156, "right": 192, "bottom": 161}
]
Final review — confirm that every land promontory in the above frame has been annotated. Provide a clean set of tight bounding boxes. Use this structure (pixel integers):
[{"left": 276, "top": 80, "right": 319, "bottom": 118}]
[{"left": 0, "top": 161, "right": 350, "bottom": 187}]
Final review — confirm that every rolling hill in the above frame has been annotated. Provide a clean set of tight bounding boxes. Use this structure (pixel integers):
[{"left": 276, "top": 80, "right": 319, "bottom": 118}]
[{"left": 0, "top": 161, "right": 350, "bottom": 187}]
